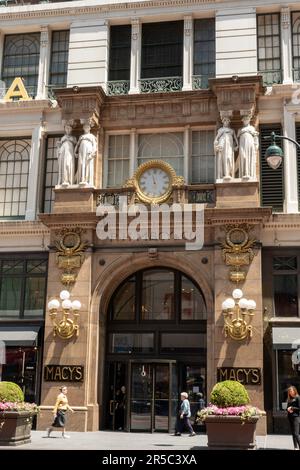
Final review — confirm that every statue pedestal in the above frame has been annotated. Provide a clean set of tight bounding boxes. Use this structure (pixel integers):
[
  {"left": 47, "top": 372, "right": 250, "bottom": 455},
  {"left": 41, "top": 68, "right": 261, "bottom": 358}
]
[
  {"left": 53, "top": 187, "right": 94, "bottom": 213},
  {"left": 215, "top": 180, "right": 259, "bottom": 208}
]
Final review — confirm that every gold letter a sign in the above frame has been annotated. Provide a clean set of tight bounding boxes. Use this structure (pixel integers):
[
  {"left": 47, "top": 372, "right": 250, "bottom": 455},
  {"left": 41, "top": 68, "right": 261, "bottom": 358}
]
[{"left": 4, "top": 77, "right": 32, "bottom": 101}]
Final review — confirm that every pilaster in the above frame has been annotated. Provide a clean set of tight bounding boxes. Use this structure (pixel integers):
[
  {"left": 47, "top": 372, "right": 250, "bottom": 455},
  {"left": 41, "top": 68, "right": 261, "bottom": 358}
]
[
  {"left": 283, "top": 105, "right": 298, "bottom": 213},
  {"left": 183, "top": 125, "right": 190, "bottom": 182},
  {"left": 129, "top": 128, "right": 137, "bottom": 176},
  {"left": 25, "top": 123, "right": 44, "bottom": 221},
  {"left": 129, "top": 18, "right": 141, "bottom": 95},
  {"left": 281, "top": 7, "right": 293, "bottom": 85},
  {"left": 0, "top": 30, "right": 4, "bottom": 83},
  {"left": 36, "top": 26, "right": 51, "bottom": 100},
  {"left": 182, "top": 16, "right": 193, "bottom": 92}
]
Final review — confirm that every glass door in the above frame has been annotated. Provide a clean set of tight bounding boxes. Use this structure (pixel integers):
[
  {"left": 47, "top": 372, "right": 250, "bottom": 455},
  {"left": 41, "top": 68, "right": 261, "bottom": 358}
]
[
  {"left": 106, "top": 362, "right": 127, "bottom": 431},
  {"left": 130, "top": 361, "right": 176, "bottom": 432},
  {"left": 131, "top": 363, "right": 152, "bottom": 431}
]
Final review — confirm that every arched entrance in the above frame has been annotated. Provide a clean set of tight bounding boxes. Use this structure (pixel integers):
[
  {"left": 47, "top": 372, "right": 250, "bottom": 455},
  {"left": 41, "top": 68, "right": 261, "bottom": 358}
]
[{"left": 103, "top": 267, "right": 207, "bottom": 433}]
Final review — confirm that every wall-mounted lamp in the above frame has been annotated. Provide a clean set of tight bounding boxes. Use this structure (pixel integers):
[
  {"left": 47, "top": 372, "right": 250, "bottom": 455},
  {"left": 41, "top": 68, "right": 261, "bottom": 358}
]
[
  {"left": 222, "top": 288, "right": 256, "bottom": 341},
  {"left": 48, "top": 290, "right": 82, "bottom": 340}
]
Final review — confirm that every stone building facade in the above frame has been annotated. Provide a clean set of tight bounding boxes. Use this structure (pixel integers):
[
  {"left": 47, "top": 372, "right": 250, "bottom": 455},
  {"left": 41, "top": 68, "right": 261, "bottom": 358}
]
[{"left": 0, "top": 0, "right": 299, "bottom": 435}]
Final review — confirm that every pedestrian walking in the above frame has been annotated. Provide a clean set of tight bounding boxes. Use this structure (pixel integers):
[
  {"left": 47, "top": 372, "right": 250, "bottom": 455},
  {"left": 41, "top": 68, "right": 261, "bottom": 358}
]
[
  {"left": 174, "top": 392, "right": 196, "bottom": 436},
  {"left": 287, "top": 385, "right": 300, "bottom": 450},
  {"left": 46, "top": 386, "right": 74, "bottom": 438}
]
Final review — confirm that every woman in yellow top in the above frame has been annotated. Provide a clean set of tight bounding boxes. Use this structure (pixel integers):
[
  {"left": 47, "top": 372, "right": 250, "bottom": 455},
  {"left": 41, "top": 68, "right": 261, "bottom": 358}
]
[{"left": 46, "top": 386, "right": 74, "bottom": 438}]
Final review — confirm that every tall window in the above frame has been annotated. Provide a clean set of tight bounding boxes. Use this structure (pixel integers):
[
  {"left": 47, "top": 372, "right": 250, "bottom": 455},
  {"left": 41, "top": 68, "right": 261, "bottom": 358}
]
[
  {"left": 191, "top": 131, "right": 215, "bottom": 183},
  {"left": 138, "top": 133, "right": 184, "bottom": 176},
  {"left": 107, "top": 135, "right": 130, "bottom": 187},
  {"left": 43, "top": 136, "right": 60, "bottom": 213},
  {"left": 193, "top": 19, "right": 215, "bottom": 88},
  {"left": 273, "top": 256, "right": 298, "bottom": 317},
  {"left": 0, "top": 139, "right": 30, "bottom": 218},
  {"left": 257, "top": 14, "right": 282, "bottom": 85},
  {"left": 49, "top": 30, "right": 69, "bottom": 87},
  {"left": 259, "top": 124, "right": 284, "bottom": 212},
  {"left": 1, "top": 33, "right": 40, "bottom": 96},
  {"left": 0, "top": 256, "right": 47, "bottom": 318},
  {"left": 141, "top": 21, "right": 183, "bottom": 78},
  {"left": 109, "top": 25, "right": 131, "bottom": 81}
]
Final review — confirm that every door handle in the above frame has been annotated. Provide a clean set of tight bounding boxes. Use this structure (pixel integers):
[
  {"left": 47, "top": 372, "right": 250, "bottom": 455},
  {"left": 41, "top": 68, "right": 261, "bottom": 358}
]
[{"left": 109, "top": 400, "right": 115, "bottom": 415}]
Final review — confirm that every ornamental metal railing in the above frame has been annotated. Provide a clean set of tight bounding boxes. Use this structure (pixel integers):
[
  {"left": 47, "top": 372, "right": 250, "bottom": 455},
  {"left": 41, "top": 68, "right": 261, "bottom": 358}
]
[
  {"left": 95, "top": 185, "right": 216, "bottom": 208},
  {"left": 260, "top": 70, "right": 282, "bottom": 86},
  {"left": 293, "top": 69, "right": 300, "bottom": 83},
  {"left": 107, "top": 80, "right": 130, "bottom": 96},
  {"left": 192, "top": 74, "right": 212, "bottom": 90},
  {"left": 139, "top": 76, "right": 183, "bottom": 93}
]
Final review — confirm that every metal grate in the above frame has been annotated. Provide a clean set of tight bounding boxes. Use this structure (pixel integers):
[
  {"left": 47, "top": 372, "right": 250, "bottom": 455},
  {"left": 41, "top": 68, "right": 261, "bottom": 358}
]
[{"left": 259, "top": 125, "right": 284, "bottom": 212}]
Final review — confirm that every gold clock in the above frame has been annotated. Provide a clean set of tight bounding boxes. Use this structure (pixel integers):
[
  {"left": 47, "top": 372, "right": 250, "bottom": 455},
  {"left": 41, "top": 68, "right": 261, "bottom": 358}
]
[{"left": 134, "top": 160, "right": 176, "bottom": 204}]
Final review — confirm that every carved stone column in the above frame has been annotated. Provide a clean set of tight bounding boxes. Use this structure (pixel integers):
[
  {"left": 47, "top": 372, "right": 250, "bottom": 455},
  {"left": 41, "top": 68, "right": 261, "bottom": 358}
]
[{"left": 129, "top": 18, "right": 141, "bottom": 94}]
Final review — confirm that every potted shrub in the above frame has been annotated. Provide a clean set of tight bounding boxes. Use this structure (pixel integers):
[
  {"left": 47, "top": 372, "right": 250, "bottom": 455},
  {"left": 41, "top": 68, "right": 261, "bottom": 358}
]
[
  {"left": 196, "top": 380, "right": 264, "bottom": 450},
  {"left": 0, "top": 381, "right": 38, "bottom": 446}
]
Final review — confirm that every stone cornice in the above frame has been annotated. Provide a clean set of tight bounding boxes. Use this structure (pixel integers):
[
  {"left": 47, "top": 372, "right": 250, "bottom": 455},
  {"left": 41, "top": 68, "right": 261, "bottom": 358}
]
[
  {"left": 0, "top": 220, "right": 49, "bottom": 235},
  {"left": 0, "top": 0, "right": 218, "bottom": 21},
  {"left": 205, "top": 207, "right": 272, "bottom": 225},
  {"left": 0, "top": 99, "right": 53, "bottom": 112}
]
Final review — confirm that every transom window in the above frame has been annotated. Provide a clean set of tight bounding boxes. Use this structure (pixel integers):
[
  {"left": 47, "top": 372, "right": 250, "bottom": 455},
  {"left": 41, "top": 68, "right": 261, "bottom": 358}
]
[
  {"left": 1, "top": 33, "right": 40, "bottom": 96},
  {"left": 0, "top": 139, "right": 31, "bottom": 218},
  {"left": 110, "top": 268, "right": 206, "bottom": 322},
  {"left": 138, "top": 133, "right": 184, "bottom": 176},
  {"left": 0, "top": 256, "right": 48, "bottom": 319}
]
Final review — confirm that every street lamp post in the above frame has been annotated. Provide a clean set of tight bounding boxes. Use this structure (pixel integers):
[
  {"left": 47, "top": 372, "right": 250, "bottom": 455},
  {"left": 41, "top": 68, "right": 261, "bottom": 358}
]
[{"left": 264, "top": 131, "right": 300, "bottom": 169}]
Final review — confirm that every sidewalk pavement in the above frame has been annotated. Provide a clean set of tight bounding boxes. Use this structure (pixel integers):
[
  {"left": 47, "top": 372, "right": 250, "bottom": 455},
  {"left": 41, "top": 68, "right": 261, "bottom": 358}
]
[{"left": 0, "top": 431, "right": 296, "bottom": 450}]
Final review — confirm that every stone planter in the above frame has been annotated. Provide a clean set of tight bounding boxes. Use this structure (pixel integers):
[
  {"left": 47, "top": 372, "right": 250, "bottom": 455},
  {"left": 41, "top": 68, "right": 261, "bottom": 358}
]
[
  {"left": 0, "top": 411, "right": 34, "bottom": 446},
  {"left": 205, "top": 415, "right": 260, "bottom": 450}
]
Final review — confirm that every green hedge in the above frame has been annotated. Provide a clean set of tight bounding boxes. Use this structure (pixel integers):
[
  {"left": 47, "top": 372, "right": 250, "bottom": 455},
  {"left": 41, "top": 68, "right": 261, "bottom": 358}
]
[
  {"left": 210, "top": 380, "right": 250, "bottom": 407},
  {"left": 0, "top": 381, "right": 24, "bottom": 402}
]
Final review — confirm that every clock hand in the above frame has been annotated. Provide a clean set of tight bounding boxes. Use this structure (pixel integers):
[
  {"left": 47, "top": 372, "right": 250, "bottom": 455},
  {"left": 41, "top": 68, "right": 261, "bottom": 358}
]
[{"left": 152, "top": 175, "right": 157, "bottom": 185}]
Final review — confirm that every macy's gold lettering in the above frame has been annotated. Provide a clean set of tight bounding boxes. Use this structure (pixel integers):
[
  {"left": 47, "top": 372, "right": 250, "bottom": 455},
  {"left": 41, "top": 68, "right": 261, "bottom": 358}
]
[
  {"left": 217, "top": 367, "right": 261, "bottom": 385},
  {"left": 44, "top": 365, "right": 84, "bottom": 382}
]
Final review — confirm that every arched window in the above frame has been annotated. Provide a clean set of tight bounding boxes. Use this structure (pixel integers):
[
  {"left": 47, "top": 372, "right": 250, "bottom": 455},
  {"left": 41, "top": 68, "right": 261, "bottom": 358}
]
[
  {"left": 2, "top": 33, "right": 40, "bottom": 95},
  {"left": 110, "top": 268, "right": 206, "bottom": 322},
  {"left": 138, "top": 133, "right": 184, "bottom": 176},
  {"left": 0, "top": 139, "right": 31, "bottom": 218}
]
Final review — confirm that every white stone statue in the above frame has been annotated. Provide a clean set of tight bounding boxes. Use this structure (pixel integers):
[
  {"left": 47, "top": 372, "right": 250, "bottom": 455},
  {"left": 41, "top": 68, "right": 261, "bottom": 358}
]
[
  {"left": 57, "top": 123, "right": 76, "bottom": 187},
  {"left": 238, "top": 116, "right": 259, "bottom": 180},
  {"left": 75, "top": 122, "right": 97, "bottom": 186},
  {"left": 214, "top": 117, "right": 238, "bottom": 181}
]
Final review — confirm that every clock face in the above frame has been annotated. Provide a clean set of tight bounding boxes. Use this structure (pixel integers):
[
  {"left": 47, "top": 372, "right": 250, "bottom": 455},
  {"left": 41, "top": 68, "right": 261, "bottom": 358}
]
[{"left": 138, "top": 167, "right": 171, "bottom": 198}]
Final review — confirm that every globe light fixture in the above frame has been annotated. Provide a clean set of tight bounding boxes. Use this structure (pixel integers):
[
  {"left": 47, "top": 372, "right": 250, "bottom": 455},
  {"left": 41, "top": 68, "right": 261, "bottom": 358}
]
[
  {"left": 264, "top": 131, "right": 300, "bottom": 170},
  {"left": 48, "top": 290, "right": 82, "bottom": 339},
  {"left": 222, "top": 289, "right": 256, "bottom": 341}
]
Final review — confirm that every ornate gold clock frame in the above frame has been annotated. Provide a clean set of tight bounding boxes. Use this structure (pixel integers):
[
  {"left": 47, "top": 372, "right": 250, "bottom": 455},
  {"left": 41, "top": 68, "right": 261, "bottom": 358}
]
[{"left": 124, "top": 159, "right": 185, "bottom": 204}]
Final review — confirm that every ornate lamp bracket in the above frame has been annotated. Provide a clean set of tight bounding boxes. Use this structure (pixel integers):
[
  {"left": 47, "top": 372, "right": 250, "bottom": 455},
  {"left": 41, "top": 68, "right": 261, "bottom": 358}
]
[
  {"left": 221, "top": 224, "right": 256, "bottom": 283},
  {"left": 54, "top": 227, "right": 88, "bottom": 286}
]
